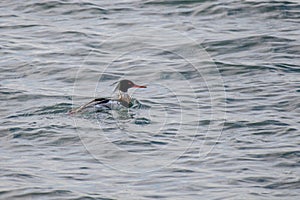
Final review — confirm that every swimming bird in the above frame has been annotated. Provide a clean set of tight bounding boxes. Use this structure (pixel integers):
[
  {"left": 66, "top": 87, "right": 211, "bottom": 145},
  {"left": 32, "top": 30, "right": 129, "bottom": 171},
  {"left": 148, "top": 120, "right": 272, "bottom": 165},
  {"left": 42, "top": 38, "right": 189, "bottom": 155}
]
[{"left": 69, "top": 80, "right": 147, "bottom": 114}]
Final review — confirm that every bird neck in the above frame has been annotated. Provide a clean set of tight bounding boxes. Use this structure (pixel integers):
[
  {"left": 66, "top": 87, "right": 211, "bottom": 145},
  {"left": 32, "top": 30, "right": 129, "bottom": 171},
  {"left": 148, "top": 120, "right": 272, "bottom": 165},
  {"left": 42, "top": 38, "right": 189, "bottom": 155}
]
[{"left": 118, "top": 91, "right": 131, "bottom": 104}]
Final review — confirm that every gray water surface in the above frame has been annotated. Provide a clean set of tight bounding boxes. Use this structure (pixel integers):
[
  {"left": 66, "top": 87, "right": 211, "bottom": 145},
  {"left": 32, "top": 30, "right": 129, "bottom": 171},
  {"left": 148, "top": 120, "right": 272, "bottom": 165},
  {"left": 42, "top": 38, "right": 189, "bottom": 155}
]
[{"left": 1, "top": 0, "right": 299, "bottom": 199}]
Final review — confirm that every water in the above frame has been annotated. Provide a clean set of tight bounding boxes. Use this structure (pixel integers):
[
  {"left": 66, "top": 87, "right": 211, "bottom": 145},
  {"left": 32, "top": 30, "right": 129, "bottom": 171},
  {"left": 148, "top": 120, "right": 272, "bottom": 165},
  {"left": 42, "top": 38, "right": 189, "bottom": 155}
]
[{"left": 1, "top": 0, "right": 299, "bottom": 199}]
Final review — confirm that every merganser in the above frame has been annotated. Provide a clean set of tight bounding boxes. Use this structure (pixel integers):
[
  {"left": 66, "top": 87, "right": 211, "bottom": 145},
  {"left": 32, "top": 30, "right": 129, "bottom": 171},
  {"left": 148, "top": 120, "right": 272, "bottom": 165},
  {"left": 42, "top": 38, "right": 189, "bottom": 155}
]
[{"left": 69, "top": 80, "right": 147, "bottom": 114}]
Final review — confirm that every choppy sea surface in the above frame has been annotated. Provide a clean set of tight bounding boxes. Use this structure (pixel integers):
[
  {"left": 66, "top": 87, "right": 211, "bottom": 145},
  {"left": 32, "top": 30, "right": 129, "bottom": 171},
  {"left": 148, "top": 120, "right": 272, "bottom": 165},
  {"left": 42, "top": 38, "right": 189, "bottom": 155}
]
[{"left": 1, "top": 0, "right": 299, "bottom": 199}]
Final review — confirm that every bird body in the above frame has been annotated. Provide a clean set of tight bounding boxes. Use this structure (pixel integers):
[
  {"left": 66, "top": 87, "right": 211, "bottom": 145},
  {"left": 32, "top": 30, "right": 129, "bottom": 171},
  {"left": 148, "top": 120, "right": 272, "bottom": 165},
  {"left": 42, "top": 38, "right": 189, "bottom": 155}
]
[{"left": 69, "top": 80, "right": 146, "bottom": 114}]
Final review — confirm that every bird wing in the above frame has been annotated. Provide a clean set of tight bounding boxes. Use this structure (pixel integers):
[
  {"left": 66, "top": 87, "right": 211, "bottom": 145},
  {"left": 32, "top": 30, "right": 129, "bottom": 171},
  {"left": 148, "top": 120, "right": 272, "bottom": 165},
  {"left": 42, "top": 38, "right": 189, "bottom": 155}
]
[{"left": 69, "top": 98, "right": 110, "bottom": 114}]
